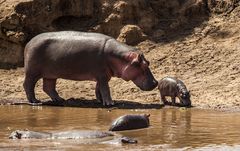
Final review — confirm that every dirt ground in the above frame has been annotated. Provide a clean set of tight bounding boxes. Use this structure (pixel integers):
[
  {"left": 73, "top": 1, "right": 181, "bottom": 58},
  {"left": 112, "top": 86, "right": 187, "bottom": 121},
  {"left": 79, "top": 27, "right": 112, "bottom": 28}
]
[{"left": 0, "top": 7, "right": 240, "bottom": 112}]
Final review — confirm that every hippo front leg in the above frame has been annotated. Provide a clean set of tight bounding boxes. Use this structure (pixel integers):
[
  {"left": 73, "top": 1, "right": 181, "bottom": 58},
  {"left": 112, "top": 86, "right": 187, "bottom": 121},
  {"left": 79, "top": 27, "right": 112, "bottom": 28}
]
[{"left": 97, "top": 78, "right": 114, "bottom": 106}]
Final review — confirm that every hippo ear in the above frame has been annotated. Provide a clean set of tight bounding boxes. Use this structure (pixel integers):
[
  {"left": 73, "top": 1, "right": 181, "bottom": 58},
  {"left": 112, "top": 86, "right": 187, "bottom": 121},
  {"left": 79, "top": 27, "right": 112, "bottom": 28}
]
[
  {"left": 126, "top": 52, "right": 141, "bottom": 65},
  {"left": 131, "top": 58, "right": 140, "bottom": 66},
  {"left": 138, "top": 53, "right": 144, "bottom": 62},
  {"left": 144, "top": 114, "right": 150, "bottom": 118}
]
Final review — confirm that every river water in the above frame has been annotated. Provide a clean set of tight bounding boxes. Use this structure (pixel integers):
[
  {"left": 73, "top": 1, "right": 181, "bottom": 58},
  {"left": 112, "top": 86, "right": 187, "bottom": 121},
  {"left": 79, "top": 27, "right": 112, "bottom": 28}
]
[{"left": 0, "top": 105, "right": 239, "bottom": 150}]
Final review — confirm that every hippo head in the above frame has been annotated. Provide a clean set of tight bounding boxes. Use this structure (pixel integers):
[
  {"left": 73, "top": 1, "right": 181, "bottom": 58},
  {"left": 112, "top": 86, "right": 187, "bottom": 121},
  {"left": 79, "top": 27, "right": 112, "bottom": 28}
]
[
  {"left": 179, "top": 91, "right": 191, "bottom": 107},
  {"left": 143, "top": 114, "right": 150, "bottom": 125},
  {"left": 9, "top": 130, "right": 23, "bottom": 139},
  {"left": 121, "top": 52, "right": 158, "bottom": 91}
]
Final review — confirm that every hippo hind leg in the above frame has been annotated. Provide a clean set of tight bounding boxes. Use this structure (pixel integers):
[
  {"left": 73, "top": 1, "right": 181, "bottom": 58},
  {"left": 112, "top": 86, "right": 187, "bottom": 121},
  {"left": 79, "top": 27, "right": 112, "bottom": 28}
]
[
  {"left": 95, "top": 82, "right": 103, "bottom": 103},
  {"left": 43, "top": 78, "right": 65, "bottom": 103},
  {"left": 23, "top": 74, "right": 41, "bottom": 104},
  {"left": 160, "top": 94, "right": 167, "bottom": 105}
]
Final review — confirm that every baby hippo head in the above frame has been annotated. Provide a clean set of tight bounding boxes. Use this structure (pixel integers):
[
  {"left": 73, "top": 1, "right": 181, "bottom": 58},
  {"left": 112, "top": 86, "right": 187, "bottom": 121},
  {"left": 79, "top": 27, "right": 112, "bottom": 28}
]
[
  {"left": 122, "top": 52, "right": 158, "bottom": 91},
  {"left": 179, "top": 91, "right": 191, "bottom": 107}
]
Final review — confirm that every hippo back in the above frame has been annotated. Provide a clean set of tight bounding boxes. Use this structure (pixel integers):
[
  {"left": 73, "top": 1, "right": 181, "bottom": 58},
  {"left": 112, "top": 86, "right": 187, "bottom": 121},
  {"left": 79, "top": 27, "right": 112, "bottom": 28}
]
[
  {"left": 158, "top": 77, "right": 179, "bottom": 96},
  {"left": 109, "top": 114, "right": 150, "bottom": 131}
]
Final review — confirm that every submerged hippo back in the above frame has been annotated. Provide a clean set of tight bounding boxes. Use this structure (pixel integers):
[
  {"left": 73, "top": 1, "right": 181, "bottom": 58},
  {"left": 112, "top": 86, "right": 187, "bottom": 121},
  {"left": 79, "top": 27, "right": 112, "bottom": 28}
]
[
  {"left": 109, "top": 114, "right": 150, "bottom": 131},
  {"left": 52, "top": 130, "right": 114, "bottom": 139}
]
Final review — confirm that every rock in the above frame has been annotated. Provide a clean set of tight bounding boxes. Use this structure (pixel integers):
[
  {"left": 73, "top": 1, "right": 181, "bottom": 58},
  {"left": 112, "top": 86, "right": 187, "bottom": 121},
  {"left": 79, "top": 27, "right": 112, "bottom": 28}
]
[
  {"left": 152, "top": 29, "right": 165, "bottom": 39},
  {"left": 95, "top": 13, "right": 122, "bottom": 38},
  {"left": 117, "top": 25, "right": 147, "bottom": 45},
  {"left": 6, "top": 31, "right": 25, "bottom": 43},
  {"left": 0, "top": 0, "right": 225, "bottom": 67},
  {"left": 0, "top": 39, "right": 23, "bottom": 67}
]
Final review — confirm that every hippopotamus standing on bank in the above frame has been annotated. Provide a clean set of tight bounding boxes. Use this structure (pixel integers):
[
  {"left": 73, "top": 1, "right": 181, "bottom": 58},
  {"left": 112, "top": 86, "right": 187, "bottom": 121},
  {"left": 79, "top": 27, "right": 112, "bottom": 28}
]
[
  {"left": 158, "top": 77, "right": 191, "bottom": 107},
  {"left": 23, "top": 31, "right": 158, "bottom": 105}
]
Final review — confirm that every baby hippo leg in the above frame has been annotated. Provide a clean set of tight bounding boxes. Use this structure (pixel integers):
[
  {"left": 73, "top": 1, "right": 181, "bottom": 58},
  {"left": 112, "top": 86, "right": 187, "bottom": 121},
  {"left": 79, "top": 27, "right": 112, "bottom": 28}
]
[
  {"left": 160, "top": 94, "right": 167, "bottom": 105},
  {"left": 171, "top": 96, "right": 176, "bottom": 105}
]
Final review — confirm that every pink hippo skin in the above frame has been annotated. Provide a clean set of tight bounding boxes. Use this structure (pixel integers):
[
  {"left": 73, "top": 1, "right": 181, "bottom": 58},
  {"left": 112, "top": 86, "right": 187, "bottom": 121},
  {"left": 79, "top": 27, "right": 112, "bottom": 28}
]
[{"left": 23, "top": 31, "right": 158, "bottom": 106}]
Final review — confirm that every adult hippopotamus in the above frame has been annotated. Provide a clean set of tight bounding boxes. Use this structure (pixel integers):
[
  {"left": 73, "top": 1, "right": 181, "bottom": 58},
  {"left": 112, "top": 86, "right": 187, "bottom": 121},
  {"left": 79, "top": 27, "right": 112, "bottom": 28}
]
[
  {"left": 9, "top": 130, "right": 137, "bottom": 144},
  {"left": 158, "top": 77, "right": 191, "bottom": 107},
  {"left": 23, "top": 31, "right": 158, "bottom": 105}
]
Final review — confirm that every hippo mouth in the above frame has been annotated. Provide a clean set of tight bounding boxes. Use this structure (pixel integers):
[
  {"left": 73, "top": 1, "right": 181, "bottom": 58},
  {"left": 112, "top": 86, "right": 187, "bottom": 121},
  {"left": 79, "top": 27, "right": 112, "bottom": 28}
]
[
  {"left": 134, "top": 79, "right": 158, "bottom": 91},
  {"left": 180, "top": 99, "right": 192, "bottom": 107}
]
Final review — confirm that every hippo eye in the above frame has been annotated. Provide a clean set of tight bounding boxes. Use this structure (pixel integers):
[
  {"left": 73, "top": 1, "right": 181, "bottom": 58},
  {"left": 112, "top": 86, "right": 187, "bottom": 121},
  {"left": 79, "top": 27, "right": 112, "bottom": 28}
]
[
  {"left": 182, "top": 94, "right": 189, "bottom": 99},
  {"left": 146, "top": 60, "right": 150, "bottom": 66}
]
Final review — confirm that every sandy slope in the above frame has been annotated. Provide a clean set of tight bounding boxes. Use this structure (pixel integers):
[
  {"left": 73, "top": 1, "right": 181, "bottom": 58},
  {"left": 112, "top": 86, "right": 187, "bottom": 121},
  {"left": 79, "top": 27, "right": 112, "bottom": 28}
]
[{"left": 0, "top": 7, "right": 239, "bottom": 111}]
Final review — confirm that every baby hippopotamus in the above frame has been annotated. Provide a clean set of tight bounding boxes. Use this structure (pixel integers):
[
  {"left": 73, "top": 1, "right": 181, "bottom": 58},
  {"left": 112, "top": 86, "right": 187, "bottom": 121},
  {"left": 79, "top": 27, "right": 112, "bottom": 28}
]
[
  {"left": 109, "top": 114, "right": 150, "bottom": 131},
  {"left": 158, "top": 77, "right": 191, "bottom": 107}
]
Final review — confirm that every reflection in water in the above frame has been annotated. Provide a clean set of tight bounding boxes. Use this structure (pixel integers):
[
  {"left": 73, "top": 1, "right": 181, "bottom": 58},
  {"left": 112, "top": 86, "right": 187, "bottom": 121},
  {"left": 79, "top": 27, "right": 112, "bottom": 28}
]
[
  {"left": 158, "top": 109, "right": 192, "bottom": 148},
  {"left": 96, "top": 109, "right": 113, "bottom": 128},
  {"left": 0, "top": 106, "right": 239, "bottom": 150},
  {"left": 26, "top": 106, "right": 60, "bottom": 128},
  {"left": 152, "top": 108, "right": 240, "bottom": 148}
]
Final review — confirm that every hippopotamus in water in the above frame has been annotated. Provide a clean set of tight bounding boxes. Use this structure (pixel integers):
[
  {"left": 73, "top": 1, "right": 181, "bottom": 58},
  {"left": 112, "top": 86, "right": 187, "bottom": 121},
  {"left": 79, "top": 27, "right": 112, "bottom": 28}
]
[
  {"left": 9, "top": 130, "right": 137, "bottom": 144},
  {"left": 158, "top": 77, "right": 191, "bottom": 107},
  {"left": 109, "top": 114, "right": 150, "bottom": 131},
  {"left": 23, "top": 31, "right": 158, "bottom": 105}
]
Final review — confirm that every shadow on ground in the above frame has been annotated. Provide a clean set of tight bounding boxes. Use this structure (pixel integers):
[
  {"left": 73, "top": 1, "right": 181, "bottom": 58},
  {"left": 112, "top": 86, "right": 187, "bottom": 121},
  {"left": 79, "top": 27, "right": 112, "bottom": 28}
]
[{"left": 8, "top": 98, "right": 165, "bottom": 109}]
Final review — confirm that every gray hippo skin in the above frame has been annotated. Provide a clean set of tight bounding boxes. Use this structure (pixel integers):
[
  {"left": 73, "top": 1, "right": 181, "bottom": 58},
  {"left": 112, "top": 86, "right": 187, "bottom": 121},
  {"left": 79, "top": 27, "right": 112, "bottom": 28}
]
[
  {"left": 158, "top": 77, "right": 191, "bottom": 107},
  {"left": 23, "top": 31, "right": 158, "bottom": 105},
  {"left": 9, "top": 130, "right": 137, "bottom": 144},
  {"left": 109, "top": 114, "right": 150, "bottom": 131}
]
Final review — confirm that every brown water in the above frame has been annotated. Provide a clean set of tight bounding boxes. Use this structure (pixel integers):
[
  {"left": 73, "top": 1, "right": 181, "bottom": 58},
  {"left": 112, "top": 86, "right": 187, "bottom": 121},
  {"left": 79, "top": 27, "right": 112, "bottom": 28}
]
[{"left": 0, "top": 105, "right": 239, "bottom": 151}]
